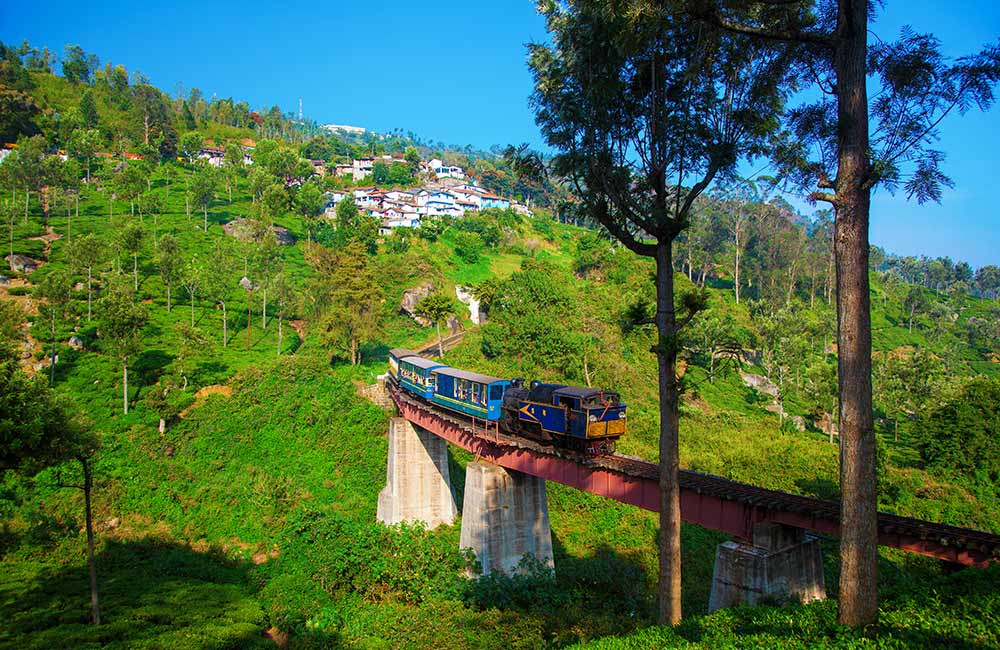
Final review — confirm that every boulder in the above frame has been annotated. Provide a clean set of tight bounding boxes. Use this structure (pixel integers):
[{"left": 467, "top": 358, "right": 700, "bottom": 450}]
[
  {"left": 67, "top": 336, "right": 84, "bottom": 350},
  {"left": 5, "top": 254, "right": 41, "bottom": 273},
  {"left": 401, "top": 281, "right": 435, "bottom": 326},
  {"left": 223, "top": 218, "right": 296, "bottom": 245},
  {"left": 741, "top": 372, "right": 780, "bottom": 398},
  {"left": 0, "top": 275, "right": 8, "bottom": 286},
  {"left": 446, "top": 314, "right": 462, "bottom": 335},
  {"left": 791, "top": 416, "right": 807, "bottom": 432},
  {"left": 73, "top": 282, "right": 85, "bottom": 291}
]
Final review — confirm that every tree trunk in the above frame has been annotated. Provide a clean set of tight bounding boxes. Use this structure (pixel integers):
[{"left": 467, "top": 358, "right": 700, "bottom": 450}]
[
  {"left": 262, "top": 287, "right": 267, "bottom": 329},
  {"left": 190, "top": 291, "right": 195, "bottom": 327},
  {"left": 734, "top": 236, "right": 741, "bottom": 304},
  {"left": 50, "top": 313, "right": 56, "bottom": 386},
  {"left": 24, "top": 189, "right": 29, "bottom": 224},
  {"left": 185, "top": 194, "right": 190, "bottom": 220},
  {"left": 654, "top": 242, "right": 682, "bottom": 625},
  {"left": 203, "top": 205, "right": 208, "bottom": 231},
  {"left": 123, "top": 361, "right": 129, "bottom": 414},
  {"left": 87, "top": 267, "right": 92, "bottom": 320},
  {"left": 247, "top": 298, "right": 252, "bottom": 350},
  {"left": 436, "top": 321, "right": 443, "bottom": 358},
  {"left": 133, "top": 253, "right": 138, "bottom": 291},
  {"left": 81, "top": 457, "right": 101, "bottom": 625},
  {"left": 834, "top": 0, "right": 878, "bottom": 627},
  {"left": 277, "top": 315, "right": 282, "bottom": 356},
  {"left": 166, "top": 283, "right": 171, "bottom": 312}
]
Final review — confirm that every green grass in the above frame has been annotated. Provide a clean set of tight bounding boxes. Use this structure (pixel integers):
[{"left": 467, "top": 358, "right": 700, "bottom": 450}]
[{"left": 3, "top": 157, "right": 1000, "bottom": 648}]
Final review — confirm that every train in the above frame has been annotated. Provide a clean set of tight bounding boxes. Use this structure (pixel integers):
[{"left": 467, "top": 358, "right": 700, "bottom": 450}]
[{"left": 387, "top": 348, "right": 627, "bottom": 455}]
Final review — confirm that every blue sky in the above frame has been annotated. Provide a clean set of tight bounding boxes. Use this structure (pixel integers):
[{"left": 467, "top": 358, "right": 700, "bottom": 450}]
[{"left": 1, "top": 1, "right": 998, "bottom": 267}]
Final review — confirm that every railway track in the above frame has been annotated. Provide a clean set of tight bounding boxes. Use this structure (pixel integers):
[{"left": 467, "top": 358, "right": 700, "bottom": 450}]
[{"left": 391, "top": 384, "right": 1000, "bottom": 563}]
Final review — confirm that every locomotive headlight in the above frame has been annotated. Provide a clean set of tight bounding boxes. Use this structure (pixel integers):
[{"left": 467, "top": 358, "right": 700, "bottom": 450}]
[
  {"left": 619, "top": 412, "right": 626, "bottom": 419},
  {"left": 588, "top": 414, "right": 597, "bottom": 422}
]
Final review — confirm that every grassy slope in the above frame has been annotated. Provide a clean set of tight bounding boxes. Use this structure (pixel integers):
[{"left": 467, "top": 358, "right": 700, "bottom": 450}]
[{"left": 2, "top": 167, "right": 999, "bottom": 647}]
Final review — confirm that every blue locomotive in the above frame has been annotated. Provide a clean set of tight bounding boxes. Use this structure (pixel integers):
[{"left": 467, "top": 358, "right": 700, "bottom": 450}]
[{"left": 387, "top": 349, "right": 626, "bottom": 454}]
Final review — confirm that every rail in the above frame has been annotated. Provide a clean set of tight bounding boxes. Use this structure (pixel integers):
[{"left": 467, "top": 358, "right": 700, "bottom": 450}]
[{"left": 389, "top": 382, "right": 1000, "bottom": 567}]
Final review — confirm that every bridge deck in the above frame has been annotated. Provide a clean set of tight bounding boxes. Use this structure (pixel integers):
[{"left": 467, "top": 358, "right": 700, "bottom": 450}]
[{"left": 390, "top": 384, "right": 1000, "bottom": 567}]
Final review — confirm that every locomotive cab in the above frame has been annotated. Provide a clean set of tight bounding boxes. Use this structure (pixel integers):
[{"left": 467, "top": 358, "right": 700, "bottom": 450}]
[{"left": 512, "top": 383, "right": 626, "bottom": 452}]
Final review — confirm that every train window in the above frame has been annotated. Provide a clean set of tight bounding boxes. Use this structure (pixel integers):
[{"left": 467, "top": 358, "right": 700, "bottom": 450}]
[
  {"left": 489, "top": 385, "right": 503, "bottom": 401},
  {"left": 471, "top": 383, "right": 481, "bottom": 404}
]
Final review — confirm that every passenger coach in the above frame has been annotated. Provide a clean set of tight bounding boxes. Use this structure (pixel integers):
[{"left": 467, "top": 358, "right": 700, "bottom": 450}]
[{"left": 430, "top": 367, "right": 510, "bottom": 421}]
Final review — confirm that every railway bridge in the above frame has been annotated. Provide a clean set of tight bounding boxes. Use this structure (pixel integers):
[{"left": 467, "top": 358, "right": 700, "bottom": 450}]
[{"left": 375, "top": 380, "right": 1000, "bottom": 610}]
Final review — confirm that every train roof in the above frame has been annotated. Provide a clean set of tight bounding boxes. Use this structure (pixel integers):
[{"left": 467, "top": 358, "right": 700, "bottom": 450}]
[
  {"left": 400, "top": 356, "right": 445, "bottom": 370},
  {"left": 433, "top": 366, "right": 507, "bottom": 385},
  {"left": 388, "top": 348, "right": 418, "bottom": 360},
  {"left": 553, "top": 386, "right": 617, "bottom": 399}
]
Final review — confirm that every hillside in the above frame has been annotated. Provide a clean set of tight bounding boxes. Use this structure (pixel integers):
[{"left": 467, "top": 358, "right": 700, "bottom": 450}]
[{"left": 2, "top": 40, "right": 1000, "bottom": 649}]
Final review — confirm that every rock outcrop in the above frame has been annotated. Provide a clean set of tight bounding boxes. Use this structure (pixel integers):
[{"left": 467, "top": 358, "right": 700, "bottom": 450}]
[{"left": 401, "top": 281, "right": 435, "bottom": 326}]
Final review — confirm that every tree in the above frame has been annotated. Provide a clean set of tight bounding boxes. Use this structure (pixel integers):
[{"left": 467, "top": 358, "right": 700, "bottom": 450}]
[
  {"left": 203, "top": 240, "right": 236, "bottom": 346},
  {"left": 62, "top": 44, "right": 98, "bottom": 84},
  {"left": 295, "top": 183, "right": 325, "bottom": 242},
  {"left": 179, "top": 132, "right": 202, "bottom": 164},
  {"left": 97, "top": 279, "right": 148, "bottom": 414},
  {"left": 915, "top": 377, "right": 1000, "bottom": 481},
  {"left": 0, "top": 335, "right": 100, "bottom": 624},
  {"left": 118, "top": 223, "right": 146, "bottom": 291},
  {"left": 68, "top": 128, "right": 102, "bottom": 185},
  {"left": 530, "top": 1, "right": 796, "bottom": 623},
  {"left": 691, "top": 0, "right": 1000, "bottom": 625},
  {"left": 190, "top": 166, "right": 216, "bottom": 231},
  {"left": 114, "top": 162, "right": 146, "bottom": 219},
  {"left": 903, "top": 286, "right": 928, "bottom": 333},
  {"left": 272, "top": 272, "right": 298, "bottom": 357},
  {"left": 67, "top": 234, "right": 105, "bottom": 321},
  {"left": 79, "top": 88, "right": 99, "bottom": 128},
  {"left": 141, "top": 191, "right": 164, "bottom": 243},
  {"left": 156, "top": 235, "right": 181, "bottom": 312},
  {"left": 454, "top": 231, "right": 484, "bottom": 264},
  {"left": 334, "top": 197, "right": 378, "bottom": 253},
  {"left": 415, "top": 292, "right": 457, "bottom": 358},
  {"left": 182, "top": 256, "right": 205, "bottom": 327},
  {"left": 37, "top": 270, "right": 73, "bottom": 385},
  {"left": 308, "top": 241, "right": 382, "bottom": 365}
]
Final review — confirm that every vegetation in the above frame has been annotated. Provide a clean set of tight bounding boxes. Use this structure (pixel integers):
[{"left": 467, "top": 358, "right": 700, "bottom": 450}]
[{"left": 0, "top": 32, "right": 998, "bottom": 650}]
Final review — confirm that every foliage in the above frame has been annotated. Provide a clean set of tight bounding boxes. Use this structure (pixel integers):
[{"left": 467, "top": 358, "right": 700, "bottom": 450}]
[{"left": 915, "top": 377, "right": 1000, "bottom": 482}]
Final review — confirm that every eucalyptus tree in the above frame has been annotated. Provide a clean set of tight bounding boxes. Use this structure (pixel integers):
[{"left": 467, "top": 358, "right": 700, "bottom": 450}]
[
  {"left": 156, "top": 234, "right": 181, "bottom": 312},
  {"left": 37, "top": 270, "right": 73, "bottom": 385},
  {"left": 189, "top": 165, "right": 216, "bottom": 232},
  {"left": 529, "top": 0, "right": 799, "bottom": 623},
  {"left": 204, "top": 240, "right": 237, "bottom": 346},
  {"left": 97, "top": 279, "right": 148, "bottom": 415},
  {"left": 692, "top": 0, "right": 1000, "bottom": 625},
  {"left": 182, "top": 256, "right": 205, "bottom": 327},
  {"left": 118, "top": 223, "right": 146, "bottom": 291},
  {"left": 67, "top": 234, "right": 106, "bottom": 321},
  {"left": 68, "top": 128, "right": 102, "bottom": 185},
  {"left": 140, "top": 191, "right": 164, "bottom": 244}
]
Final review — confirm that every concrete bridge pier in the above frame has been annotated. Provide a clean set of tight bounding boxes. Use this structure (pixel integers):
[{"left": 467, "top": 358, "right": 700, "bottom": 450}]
[
  {"left": 460, "top": 460, "right": 555, "bottom": 576},
  {"left": 708, "top": 522, "right": 826, "bottom": 612},
  {"left": 377, "top": 418, "right": 457, "bottom": 528}
]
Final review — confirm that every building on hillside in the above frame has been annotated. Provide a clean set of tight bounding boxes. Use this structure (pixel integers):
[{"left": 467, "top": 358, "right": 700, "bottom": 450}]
[
  {"left": 310, "top": 159, "right": 327, "bottom": 177},
  {"left": 353, "top": 158, "right": 374, "bottom": 181},
  {"left": 479, "top": 192, "right": 510, "bottom": 210},
  {"left": 513, "top": 203, "right": 533, "bottom": 217},
  {"left": 197, "top": 147, "right": 225, "bottom": 167},
  {"left": 434, "top": 164, "right": 465, "bottom": 179}
]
